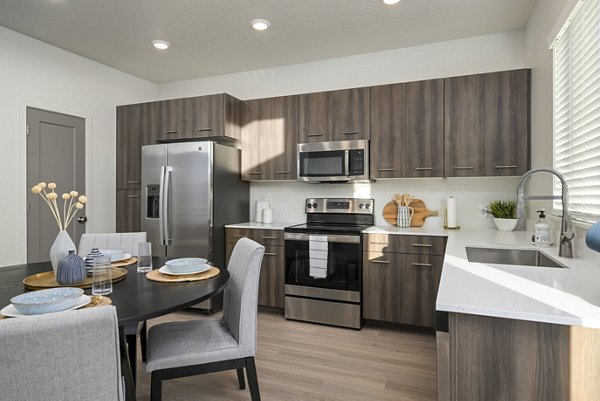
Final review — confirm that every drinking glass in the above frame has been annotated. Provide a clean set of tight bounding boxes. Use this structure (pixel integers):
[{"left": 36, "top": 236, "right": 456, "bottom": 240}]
[
  {"left": 92, "top": 256, "right": 113, "bottom": 295},
  {"left": 137, "top": 242, "right": 153, "bottom": 273}
]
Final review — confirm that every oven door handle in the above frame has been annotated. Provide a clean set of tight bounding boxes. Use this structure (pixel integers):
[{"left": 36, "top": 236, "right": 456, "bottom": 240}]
[{"left": 284, "top": 232, "right": 360, "bottom": 244}]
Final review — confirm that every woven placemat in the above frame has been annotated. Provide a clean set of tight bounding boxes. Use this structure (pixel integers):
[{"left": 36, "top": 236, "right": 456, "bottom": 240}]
[
  {"left": 23, "top": 268, "right": 128, "bottom": 291},
  {"left": 146, "top": 267, "right": 220, "bottom": 283},
  {"left": 0, "top": 296, "right": 112, "bottom": 320},
  {"left": 112, "top": 257, "right": 137, "bottom": 267}
]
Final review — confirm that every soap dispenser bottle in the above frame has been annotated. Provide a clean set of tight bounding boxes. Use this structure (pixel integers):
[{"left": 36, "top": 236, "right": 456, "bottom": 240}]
[{"left": 534, "top": 210, "right": 551, "bottom": 247}]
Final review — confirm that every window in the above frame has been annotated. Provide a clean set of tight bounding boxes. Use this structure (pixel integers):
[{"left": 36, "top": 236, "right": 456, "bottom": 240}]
[{"left": 552, "top": 0, "right": 600, "bottom": 218}]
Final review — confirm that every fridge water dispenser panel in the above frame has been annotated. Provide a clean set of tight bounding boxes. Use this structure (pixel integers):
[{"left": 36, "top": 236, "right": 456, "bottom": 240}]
[{"left": 146, "top": 185, "right": 160, "bottom": 219}]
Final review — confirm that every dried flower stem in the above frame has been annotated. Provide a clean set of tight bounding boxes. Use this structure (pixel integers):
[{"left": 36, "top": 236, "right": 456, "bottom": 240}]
[{"left": 40, "top": 189, "right": 63, "bottom": 230}]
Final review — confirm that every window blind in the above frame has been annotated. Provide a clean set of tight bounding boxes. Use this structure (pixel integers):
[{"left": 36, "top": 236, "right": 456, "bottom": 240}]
[{"left": 553, "top": 0, "right": 600, "bottom": 218}]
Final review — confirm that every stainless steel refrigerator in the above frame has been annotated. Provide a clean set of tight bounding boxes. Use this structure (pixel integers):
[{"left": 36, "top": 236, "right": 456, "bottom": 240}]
[{"left": 141, "top": 141, "right": 249, "bottom": 311}]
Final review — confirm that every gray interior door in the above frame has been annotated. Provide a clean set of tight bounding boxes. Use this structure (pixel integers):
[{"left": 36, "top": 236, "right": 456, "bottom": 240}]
[{"left": 27, "top": 108, "right": 86, "bottom": 263}]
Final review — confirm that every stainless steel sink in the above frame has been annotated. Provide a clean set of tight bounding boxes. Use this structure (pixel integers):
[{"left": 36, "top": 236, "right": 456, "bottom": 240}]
[{"left": 465, "top": 246, "right": 568, "bottom": 269}]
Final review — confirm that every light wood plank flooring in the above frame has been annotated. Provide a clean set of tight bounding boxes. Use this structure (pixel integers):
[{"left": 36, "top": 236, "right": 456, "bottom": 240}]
[{"left": 135, "top": 311, "right": 437, "bottom": 401}]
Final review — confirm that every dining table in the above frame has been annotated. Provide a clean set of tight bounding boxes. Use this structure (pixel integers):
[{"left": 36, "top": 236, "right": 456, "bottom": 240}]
[{"left": 0, "top": 257, "right": 230, "bottom": 401}]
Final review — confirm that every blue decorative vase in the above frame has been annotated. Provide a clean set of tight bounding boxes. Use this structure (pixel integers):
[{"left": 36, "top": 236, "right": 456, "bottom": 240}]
[
  {"left": 85, "top": 248, "right": 103, "bottom": 276},
  {"left": 56, "top": 250, "right": 86, "bottom": 285}
]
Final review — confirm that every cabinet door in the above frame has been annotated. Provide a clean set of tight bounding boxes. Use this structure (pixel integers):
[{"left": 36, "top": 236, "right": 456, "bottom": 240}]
[
  {"left": 363, "top": 251, "right": 402, "bottom": 322},
  {"left": 258, "top": 246, "right": 285, "bottom": 308},
  {"left": 400, "top": 254, "right": 442, "bottom": 327},
  {"left": 116, "top": 189, "right": 141, "bottom": 232},
  {"left": 186, "top": 94, "right": 224, "bottom": 138},
  {"left": 156, "top": 98, "right": 186, "bottom": 141},
  {"left": 484, "top": 69, "right": 529, "bottom": 176},
  {"left": 405, "top": 79, "right": 444, "bottom": 177},
  {"left": 331, "top": 88, "right": 370, "bottom": 141},
  {"left": 299, "top": 92, "right": 329, "bottom": 143},
  {"left": 370, "top": 83, "right": 405, "bottom": 178},
  {"left": 116, "top": 102, "right": 157, "bottom": 189},
  {"left": 444, "top": 74, "right": 485, "bottom": 176},
  {"left": 267, "top": 95, "right": 298, "bottom": 180},
  {"left": 242, "top": 99, "right": 270, "bottom": 180}
]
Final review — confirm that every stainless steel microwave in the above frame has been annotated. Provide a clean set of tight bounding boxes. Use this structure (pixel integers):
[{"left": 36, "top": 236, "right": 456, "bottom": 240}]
[{"left": 297, "top": 139, "right": 369, "bottom": 183}]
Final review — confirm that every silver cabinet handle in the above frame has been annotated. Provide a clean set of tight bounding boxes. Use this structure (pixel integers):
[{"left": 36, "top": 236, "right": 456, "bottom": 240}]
[
  {"left": 264, "top": 252, "right": 277, "bottom": 257},
  {"left": 370, "top": 241, "right": 390, "bottom": 245},
  {"left": 163, "top": 131, "right": 177, "bottom": 135},
  {"left": 453, "top": 166, "right": 474, "bottom": 170},
  {"left": 127, "top": 180, "right": 141, "bottom": 184},
  {"left": 275, "top": 170, "right": 290, "bottom": 174},
  {"left": 495, "top": 165, "right": 517, "bottom": 169},
  {"left": 247, "top": 171, "right": 262, "bottom": 175},
  {"left": 412, "top": 243, "right": 432, "bottom": 247},
  {"left": 342, "top": 131, "right": 359, "bottom": 135},
  {"left": 414, "top": 167, "right": 434, "bottom": 171},
  {"left": 196, "top": 128, "right": 211, "bottom": 131},
  {"left": 371, "top": 260, "right": 390, "bottom": 264},
  {"left": 307, "top": 133, "right": 323, "bottom": 137},
  {"left": 412, "top": 262, "right": 432, "bottom": 267},
  {"left": 377, "top": 168, "right": 395, "bottom": 171},
  {"left": 261, "top": 236, "right": 278, "bottom": 239},
  {"left": 127, "top": 194, "right": 140, "bottom": 198}
]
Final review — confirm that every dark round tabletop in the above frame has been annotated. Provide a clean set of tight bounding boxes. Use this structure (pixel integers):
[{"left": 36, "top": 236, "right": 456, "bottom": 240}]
[{"left": 0, "top": 257, "right": 230, "bottom": 326}]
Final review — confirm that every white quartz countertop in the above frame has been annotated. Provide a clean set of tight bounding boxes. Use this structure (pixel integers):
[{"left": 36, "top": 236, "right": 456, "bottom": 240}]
[
  {"left": 364, "top": 224, "right": 600, "bottom": 328},
  {"left": 224, "top": 222, "right": 298, "bottom": 230}
]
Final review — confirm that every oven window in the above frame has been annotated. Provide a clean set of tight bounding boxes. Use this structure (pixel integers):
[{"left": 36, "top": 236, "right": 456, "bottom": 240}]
[
  {"left": 285, "top": 239, "right": 360, "bottom": 291},
  {"left": 300, "top": 150, "right": 345, "bottom": 176}
]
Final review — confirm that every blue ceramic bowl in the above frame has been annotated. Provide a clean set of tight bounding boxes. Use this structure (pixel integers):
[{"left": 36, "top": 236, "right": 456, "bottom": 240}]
[
  {"left": 165, "top": 257, "right": 208, "bottom": 273},
  {"left": 99, "top": 249, "right": 125, "bottom": 261},
  {"left": 11, "top": 287, "right": 84, "bottom": 315}
]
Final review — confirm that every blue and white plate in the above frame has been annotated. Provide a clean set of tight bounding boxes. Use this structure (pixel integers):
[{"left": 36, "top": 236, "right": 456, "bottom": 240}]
[
  {"left": 159, "top": 264, "right": 211, "bottom": 276},
  {"left": 164, "top": 257, "right": 208, "bottom": 274},
  {"left": 2, "top": 294, "right": 91, "bottom": 318}
]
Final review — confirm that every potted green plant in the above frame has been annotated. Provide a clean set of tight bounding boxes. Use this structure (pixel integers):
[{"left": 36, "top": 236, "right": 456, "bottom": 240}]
[{"left": 482, "top": 200, "right": 517, "bottom": 231}]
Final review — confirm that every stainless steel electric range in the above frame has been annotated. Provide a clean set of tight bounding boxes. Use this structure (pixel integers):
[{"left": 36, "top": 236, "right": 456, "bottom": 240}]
[{"left": 284, "top": 198, "right": 374, "bottom": 329}]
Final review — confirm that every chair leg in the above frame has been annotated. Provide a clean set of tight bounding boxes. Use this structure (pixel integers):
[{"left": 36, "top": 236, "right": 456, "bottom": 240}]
[
  {"left": 151, "top": 371, "right": 162, "bottom": 401},
  {"left": 125, "top": 334, "right": 137, "bottom": 385},
  {"left": 236, "top": 368, "right": 246, "bottom": 389},
  {"left": 245, "top": 357, "right": 261, "bottom": 401},
  {"left": 139, "top": 321, "right": 147, "bottom": 363}
]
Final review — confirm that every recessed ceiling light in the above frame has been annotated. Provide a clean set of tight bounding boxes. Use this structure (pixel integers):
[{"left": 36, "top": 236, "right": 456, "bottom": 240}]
[
  {"left": 251, "top": 19, "right": 271, "bottom": 31},
  {"left": 383, "top": 0, "right": 401, "bottom": 4},
  {"left": 152, "top": 40, "right": 170, "bottom": 50}
]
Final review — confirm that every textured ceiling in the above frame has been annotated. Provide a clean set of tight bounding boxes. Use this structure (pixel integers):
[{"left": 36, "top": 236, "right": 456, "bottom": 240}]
[{"left": 0, "top": 0, "right": 536, "bottom": 83}]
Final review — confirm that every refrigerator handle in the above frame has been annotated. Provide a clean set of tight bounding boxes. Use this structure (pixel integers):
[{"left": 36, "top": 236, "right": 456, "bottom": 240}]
[
  {"left": 159, "top": 166, "right": 166, "bottom": 246},
  {"left": 163, "top": 166, "right": 173, "bottom": 245}
]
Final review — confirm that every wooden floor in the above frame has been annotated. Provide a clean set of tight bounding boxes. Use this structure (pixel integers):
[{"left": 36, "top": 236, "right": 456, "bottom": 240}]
[{"left": 135, "top": 310, "right": 438, "bottom": 401}]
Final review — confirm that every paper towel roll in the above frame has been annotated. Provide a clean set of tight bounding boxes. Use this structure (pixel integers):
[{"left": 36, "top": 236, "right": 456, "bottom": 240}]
[{"left": 446, "top": 197, "right": 457, "bottom": 228}]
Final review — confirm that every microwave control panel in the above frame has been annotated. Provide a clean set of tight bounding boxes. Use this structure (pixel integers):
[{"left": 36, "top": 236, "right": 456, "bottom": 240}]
[{"left": 349, "top": 149, "right": 365, "bottom": 175}]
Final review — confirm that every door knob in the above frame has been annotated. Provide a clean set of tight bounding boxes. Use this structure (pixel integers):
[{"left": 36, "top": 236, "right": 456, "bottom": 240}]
[{"left": 77, "top": 216, "right": 88, "bottom": 224}]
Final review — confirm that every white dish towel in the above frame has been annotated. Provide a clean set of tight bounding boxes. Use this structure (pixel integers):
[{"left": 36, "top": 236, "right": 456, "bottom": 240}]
[{"left": 309, "top": 235, "right": 328, "bottom": 279}]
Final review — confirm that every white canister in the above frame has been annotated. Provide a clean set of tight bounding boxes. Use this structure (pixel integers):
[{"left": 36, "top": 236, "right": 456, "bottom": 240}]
[
  {"left": 262, "top": 208, "right": 274, "bottom": 224},
  {"left": 255, "top": 199, "right": 269, "bottom": 223}
]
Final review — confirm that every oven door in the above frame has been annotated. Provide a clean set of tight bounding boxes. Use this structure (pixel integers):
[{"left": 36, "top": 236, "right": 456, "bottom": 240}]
[{"left": 284, "top": 232, "right": 361, "bottom": 291}]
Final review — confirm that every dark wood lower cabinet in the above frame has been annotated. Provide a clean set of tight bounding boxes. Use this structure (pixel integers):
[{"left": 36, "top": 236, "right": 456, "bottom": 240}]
[
  {"left": 450, "top": 313, "right": 600, "bottom": 401},
  {"left": 116, "top": 189, "right": 141, "bottom": 232},
  {"left": 225, "top": 228, "right": 284, "bottom": 309}
]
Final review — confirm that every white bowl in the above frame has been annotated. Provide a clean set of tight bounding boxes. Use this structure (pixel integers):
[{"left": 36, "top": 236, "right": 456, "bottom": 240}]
[
  {"left": 493, "top": 218, "right": 518, "bottom": 231},
  {"left": 165, "top": 257, "right": 208, "bottom": 273},
  {"left": 11, "top": 287, "right": 84, "bottom": 315},
  {"left": 99, "top": 249, "right": 125, "bottom": 261}
]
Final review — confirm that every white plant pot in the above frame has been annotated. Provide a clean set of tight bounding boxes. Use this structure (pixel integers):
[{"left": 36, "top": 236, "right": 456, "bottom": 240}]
[
  {"left": 493, "top": 218, "right": 518, "bottom": 231},
  {"left": 49, "top": 230, "right": 76, "bottom": 275}
]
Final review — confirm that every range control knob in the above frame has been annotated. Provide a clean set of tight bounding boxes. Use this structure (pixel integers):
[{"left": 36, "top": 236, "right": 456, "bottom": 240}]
[
  {"left": 359, "top": 203, "right": 365, "bottom": 209},
  {"left": 312, "top": 203, "right": 318, "bottom": 209},
  {"left": 365, "top": 203, "right": 371, "bottom": 209},
  {"left": 307, "top": 203, "right": 312, "bottom": 209}
]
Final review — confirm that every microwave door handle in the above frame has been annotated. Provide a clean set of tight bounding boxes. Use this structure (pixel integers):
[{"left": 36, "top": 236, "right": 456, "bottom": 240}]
[{"left": 344, "top": 150, "right": 350, "bottom": 176}]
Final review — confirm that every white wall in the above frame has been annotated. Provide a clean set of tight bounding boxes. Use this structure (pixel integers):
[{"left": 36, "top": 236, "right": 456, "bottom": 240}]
[
  {"left": 0, "top": 26, "right": 157, "bottom": 267},
  {"left": 159, "top": 31, "right": 527, "bottom": 229}
]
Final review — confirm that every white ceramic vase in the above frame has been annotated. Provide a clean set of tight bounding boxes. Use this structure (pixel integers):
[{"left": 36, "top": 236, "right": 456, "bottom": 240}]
[
  {"left": 50, "top": 230, "right": 76, "bottom": 275},
  {"left": 493, "top": 218, "right": 518, "bottom": 231}
]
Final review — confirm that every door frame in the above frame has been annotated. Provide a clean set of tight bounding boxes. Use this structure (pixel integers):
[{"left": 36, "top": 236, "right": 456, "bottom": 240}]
[{"left": 18, "top": 98, "right": 93, "bottom": 264}]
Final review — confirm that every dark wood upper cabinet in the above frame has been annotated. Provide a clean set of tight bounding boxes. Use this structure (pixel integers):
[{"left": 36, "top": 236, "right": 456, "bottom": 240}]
[
  {"left": 370, "top": 83, "right": 405, "bottom": 178},
  {"left": 484, "top": 69, "right": 530, "bottom": 176},
  {"left": 444, "top": 74, "right": 486, "bottom": 177},
  {"left": 405, "top": 79, "right": 444, "bottom": 177},
  {"left": 370, "top": 79, "right": 444, "bottom": 179},
  {"left": 242, "top": 95, "right": 298, "bottom": 181},
  {"left": 445, "top": 69, "right": 529, "bottom": 177},
  {"left": 156, "top": 93, "right": 241, "bottom": 142},
  {"left": 299, "top": 88, "right": 369, "bottom": 143},
  {"left": 116, "top": 102, "right": 157, "bottom": 189}
]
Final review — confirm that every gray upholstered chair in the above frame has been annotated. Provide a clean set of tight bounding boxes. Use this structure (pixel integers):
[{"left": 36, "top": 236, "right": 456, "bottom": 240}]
[
  {"left": 78, "top": 232, "right": 147, "bottom": 257},
  {"left": 0, "top": 306, "right": 124, "bottom": 401},
  {"left": 145, "top": 237, "right": 265, "bottom": 401}
]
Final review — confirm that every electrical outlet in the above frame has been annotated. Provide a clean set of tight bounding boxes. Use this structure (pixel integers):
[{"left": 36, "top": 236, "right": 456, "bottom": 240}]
[{"left": 281, "top": 202, "right": 287, "bottom": 214}]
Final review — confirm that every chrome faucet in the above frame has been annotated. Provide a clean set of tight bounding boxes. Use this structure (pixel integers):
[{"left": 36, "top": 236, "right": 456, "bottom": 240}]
[{"left": 516, "top": 167, "right": 574, "bottom": 258}]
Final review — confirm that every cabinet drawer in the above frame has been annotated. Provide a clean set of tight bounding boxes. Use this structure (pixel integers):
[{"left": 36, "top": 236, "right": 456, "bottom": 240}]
[
  {"left": 364, "top": 233, "right": 446, "bottom": 255},
  {"left": 248, "top": 229, "right": 284, "bottom": 246},
  {"left": 226, "top": 228, "right": 251, "bottom": 245}
]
